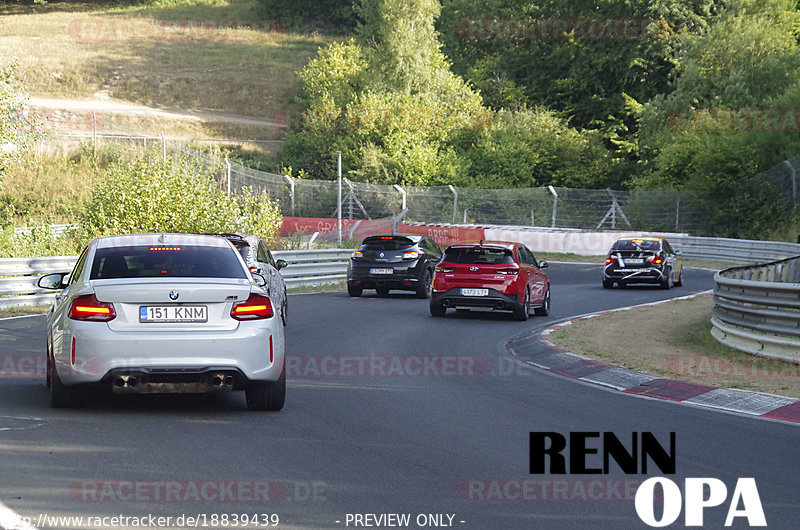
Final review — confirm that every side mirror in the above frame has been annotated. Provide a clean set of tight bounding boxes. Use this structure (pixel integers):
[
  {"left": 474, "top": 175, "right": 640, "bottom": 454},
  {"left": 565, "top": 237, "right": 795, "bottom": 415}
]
[
  {"left": 538, "top": 261, "right": 549, "bottom": 269},
  {"left": 38, "top": 272, "right": 69, "bottom": 290},
  {"left": 275, "top": 259, "right": 288, "bottom": 271},
  {"left": 675, "top": 250, "right": 682, "bottom": 256}
]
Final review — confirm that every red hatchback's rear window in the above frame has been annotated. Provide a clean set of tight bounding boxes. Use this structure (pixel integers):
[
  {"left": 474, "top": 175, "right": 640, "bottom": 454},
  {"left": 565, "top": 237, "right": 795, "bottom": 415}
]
[{"left": 443, "top": 247, "right": 515, "bottom": 265}]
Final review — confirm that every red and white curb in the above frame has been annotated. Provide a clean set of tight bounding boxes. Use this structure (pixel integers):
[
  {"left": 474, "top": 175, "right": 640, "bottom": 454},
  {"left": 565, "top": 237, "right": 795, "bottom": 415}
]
[{"left": 507, "top": 291, "right": 800, "bottom": 424}]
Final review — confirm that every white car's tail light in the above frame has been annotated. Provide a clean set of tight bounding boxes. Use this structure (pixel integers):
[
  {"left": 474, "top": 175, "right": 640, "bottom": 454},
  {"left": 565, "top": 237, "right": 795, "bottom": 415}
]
[
  {"left": 231, "top": 293, "right": 273, "bottom": 320},
  {"left": 69, "top": 294, "right": 116, "bottom": 322}
]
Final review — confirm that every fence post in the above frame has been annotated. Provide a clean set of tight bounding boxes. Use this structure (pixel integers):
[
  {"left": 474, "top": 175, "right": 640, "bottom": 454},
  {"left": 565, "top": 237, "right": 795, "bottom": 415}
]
[
  {"left": 784, "top": 160, "right": 797, "bottom": 207},
  {"left": 284, "top": 175, "right": 295, "bottom": 216},
  {"left": 548, "top": 186, "right": 558, "bottom": 228},
  {"left": 160, "top": 132, "right": 166, "bottom": 163},
  {"left": 393, "top": 184, "right": 407, "bottom": 212},
  {"left": 448, "top": 185, "right": 458, "bottom": 224},
  {"left": 225, "top": 157, "right": 232, "bottom": 198},
  {"left": 92, "top": 112, "right": 97, "bottom": 156},
  {"left": 675, "top": 192, "right": 681, "bottom": 232},
  {"left": 336, "top": 151, "right": 342, "bottom": 246}
]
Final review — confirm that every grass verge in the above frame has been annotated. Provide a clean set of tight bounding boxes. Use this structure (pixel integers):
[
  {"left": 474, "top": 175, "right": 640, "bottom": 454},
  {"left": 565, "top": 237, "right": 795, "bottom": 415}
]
[{"left": 547, "top": 295, "right": 800, "bottom": 398}]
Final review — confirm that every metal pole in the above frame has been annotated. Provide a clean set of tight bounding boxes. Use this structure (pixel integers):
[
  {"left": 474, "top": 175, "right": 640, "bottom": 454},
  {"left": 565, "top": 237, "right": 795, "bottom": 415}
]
[
  {"left": 284, "top": 175, "right": 295, "bottom": 216},
  {"left": 393, "top": 184, "right": 407, "bottom": 211},
  {"left": 337, "top": 151, "right": 342, "bottom": 246},
  {"left": 92, "top": 112, "right": 97, "bottom": 156},
  {"left": 160, "top": 132, "right": 166, "bottom": 163},
  {"left": 531, "top": 209, "right": 534, "bottom": 227},
  {"left": 225, "top": 157, "right": 231, "bottom": 198},
  {"left": 784, "top": 160, "right": 797, "bottom": 207},
  {"left": 675, "top": 192, "right": 680, "bottom": 232},
  {"left": 548, "top": 186, "right": 558, "bottom": 228},
  {"left": 448, "top": 185, "right": 458, "bottom": 224}
]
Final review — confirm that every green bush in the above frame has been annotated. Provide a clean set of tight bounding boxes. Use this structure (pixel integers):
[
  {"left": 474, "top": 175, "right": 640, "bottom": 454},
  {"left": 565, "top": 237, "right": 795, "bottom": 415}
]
[{"left": 79, "top": 155, "right": 282, "bottom": 246}]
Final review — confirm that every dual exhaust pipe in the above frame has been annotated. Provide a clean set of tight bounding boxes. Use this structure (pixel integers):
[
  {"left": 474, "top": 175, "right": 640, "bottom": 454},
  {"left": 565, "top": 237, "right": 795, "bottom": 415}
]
[{"left": 112, "top": 373, "right": 235, "bottom": 393}]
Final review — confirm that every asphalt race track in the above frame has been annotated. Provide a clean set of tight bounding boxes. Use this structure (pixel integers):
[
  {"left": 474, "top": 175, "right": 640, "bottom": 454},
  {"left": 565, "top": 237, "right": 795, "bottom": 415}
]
[{"left": 0, "top": 263, "right": 798, "bottom": 529}]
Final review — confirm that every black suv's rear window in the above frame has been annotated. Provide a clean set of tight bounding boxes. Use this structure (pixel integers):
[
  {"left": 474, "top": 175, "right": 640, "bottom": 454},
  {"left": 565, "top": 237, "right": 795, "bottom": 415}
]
[
  {"left": 443, "top": 247, "right": 515, "bottom": 265},
  {"left": 361, "top": 237, "right": 415, "bottom": 251},
  {"left": 611, "top": 239, "right": 661, "bottom": 252},
  {"left": 90, "top": 246, "right": 247, "bottom": 279}
]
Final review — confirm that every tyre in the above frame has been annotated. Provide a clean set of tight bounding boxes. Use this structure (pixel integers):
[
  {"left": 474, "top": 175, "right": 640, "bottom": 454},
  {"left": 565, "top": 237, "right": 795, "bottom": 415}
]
[
  {"left": 660, "top": 267, "right": 672, "bottom": 289},
  {"left": 430, "top": 301, "right": 446, "bottom": 317},
  {"left": 280, "top": 290, "right": 288, "bottom": 325},
  {"left": 50, "top": 360, "right": 83, "bottom": 409},
  {"left": 376, "top": 286, "right": 390, "bottom": 297},
  {"left": 513, "top": 290, "right": 530, "bottom": 321},
  {"left": 246, "top": 357, "right": 286, "bottom": 411},
  {"left": 416, "top": 269, "right": 432, "bottom": 299},
  {"left": 534, "top": 287, "right": 550, "bottom": 316},
  {"left": 674, "top": 268, "right": 683, "bottom": 287},
  {"left": 602, "top": 279, "right": 614, "bottom": 289},
  {"left": 347, "top": 283, "right": 363, "bottom": 297}
]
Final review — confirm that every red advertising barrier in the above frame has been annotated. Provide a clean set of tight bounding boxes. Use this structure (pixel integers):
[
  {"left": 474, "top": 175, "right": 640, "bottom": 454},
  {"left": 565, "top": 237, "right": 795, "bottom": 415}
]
[{"left": 279, "top": 217, "right": 485, "bottom": 247}]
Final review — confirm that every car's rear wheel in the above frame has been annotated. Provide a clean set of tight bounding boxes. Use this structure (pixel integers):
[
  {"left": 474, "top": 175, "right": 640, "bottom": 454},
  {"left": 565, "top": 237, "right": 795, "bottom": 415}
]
[
  {"left": 513, "top": 290, "right": 530, "bottom": 321},
  {"left": 430, "top": 301, "right": 446, "bottom": 317},
  {"left": 674, "top": 268, "right": 683, "bottom": 287},
  {"left": 347, "top": 283, "right": 363, "bottom": 297},
  {"left": 50, "top": 358, "right": 83, "bottom": 409},
  {"left": 534, "top": 287, "right": 550, "bottom": 316},
  {"left": 660, "top": 267, "right": 672, "bottom": 289},
  {"left": 376, "top": 286, "right": 390, "bottom": 297},
  {"left": 602, "top": 279, "right": 614, "bottom": 289},
  {"left": 416, "top": 269, "right": 432, "bottom": 299},
  {"left": 246, "top": 358, "right": 286, "bottom": 411}
]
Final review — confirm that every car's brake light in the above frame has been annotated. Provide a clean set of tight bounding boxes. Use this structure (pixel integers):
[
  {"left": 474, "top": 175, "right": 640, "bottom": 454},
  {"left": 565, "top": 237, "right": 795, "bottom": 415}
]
[
  {"left": 231, "top": 293, "right": 273, "bottom": 320},
  {"left": 351, "top": 250, "right": 363, "bottom": 259},
  {"left": 149, "top": 247, "right": 181, "bottom": 251},
  {"left": 249, "top": 266, "right": 259, "bottom": 273},
  {"left": 403, "top": 250, "right": 421, "bottom": 260},
  {"left": 69, "top": 294, "right": 116, "bottom": 322},
  {"left": 605, "top": 256, "right": 617, "bottom": 264},
  {"left": 496, "top": 268, "right": 519, "bottom": 275},
  {"left": 647, "top": 255, "right": 663, "bottom": 264},
  {"left": 435, "top": 265, "right": 454, "bottom": 273}
]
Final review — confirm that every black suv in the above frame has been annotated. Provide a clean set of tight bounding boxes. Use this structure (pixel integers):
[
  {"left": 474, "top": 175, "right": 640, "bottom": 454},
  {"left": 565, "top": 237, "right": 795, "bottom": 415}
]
[{"left": 347, "top": 234, "right": 442, "bottom": 298}]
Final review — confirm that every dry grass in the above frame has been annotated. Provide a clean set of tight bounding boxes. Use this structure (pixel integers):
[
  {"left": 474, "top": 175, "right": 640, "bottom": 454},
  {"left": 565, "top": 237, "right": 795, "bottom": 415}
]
[
  {"left": 1, "top": 0, "right": 328, "bottom": 120},
  {"left": 548, "top": 295, "right": 800, "bottom": 398}
]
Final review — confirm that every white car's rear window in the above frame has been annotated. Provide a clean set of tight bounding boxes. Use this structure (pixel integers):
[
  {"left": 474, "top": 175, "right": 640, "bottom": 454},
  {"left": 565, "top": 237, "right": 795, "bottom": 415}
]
[{"left": 90, "top": 245, "right": 247, "bottom": 280}]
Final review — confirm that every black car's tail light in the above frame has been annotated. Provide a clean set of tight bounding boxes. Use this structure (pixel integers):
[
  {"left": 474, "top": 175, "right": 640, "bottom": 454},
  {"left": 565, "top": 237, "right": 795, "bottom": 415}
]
[
  {"left": 351, "top": 250, "right": 363, "bottom": 259},
  {"left": 647, "top": 255, "right": 663, "bottom": 264},
  {"left": 69, "top": 294, "right": 117, "bottom": 322},
  {"left": 605, "top": 256, "right": 617, "bottom": 264},
  {"left": 402, "top": 250, "right": 421, "bottom": 260},
  {"left": 231, "top": 293, "right": 274, "bottom": 320}
]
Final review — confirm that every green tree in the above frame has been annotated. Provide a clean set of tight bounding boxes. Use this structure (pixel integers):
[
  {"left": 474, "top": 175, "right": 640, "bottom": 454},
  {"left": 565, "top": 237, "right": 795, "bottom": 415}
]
[{"left": 1, "top": 58, "right": 41, "bottom": 183}]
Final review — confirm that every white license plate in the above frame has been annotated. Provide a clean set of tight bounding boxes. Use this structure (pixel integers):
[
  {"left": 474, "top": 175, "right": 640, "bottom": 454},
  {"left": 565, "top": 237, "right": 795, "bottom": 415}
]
[
  {"left": 139, "top": 305, "right": 208, "bottom": 323},
  {"left": 624, "top": 259, "right": 644, "bottom": 265},
  {"left": 370, "top": 268, "right": 393, "bottom": 275},
  {"left": 461, "top": 288, "right": 489, "bottom": 296}
]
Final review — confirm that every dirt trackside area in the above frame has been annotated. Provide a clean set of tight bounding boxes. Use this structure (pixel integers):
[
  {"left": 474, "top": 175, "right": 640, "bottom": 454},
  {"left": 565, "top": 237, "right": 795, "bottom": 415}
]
[{"left": 547, "top": 294, "right": 800, "bottom": 399}]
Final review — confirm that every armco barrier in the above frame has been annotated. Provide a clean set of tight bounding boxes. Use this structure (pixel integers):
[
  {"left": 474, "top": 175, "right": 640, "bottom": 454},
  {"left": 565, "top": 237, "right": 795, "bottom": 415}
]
[
  {"left": 712, "top": 256, "right": 800, "bottom": 363},
  {"left": 0, "top": 250, "right": 354, "bottom": 310}
]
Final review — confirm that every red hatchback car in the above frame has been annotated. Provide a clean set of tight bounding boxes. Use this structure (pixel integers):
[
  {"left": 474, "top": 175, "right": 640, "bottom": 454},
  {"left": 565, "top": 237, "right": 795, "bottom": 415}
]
[{"left": 430, "top": 241, "right": 550, "bottom": 320}]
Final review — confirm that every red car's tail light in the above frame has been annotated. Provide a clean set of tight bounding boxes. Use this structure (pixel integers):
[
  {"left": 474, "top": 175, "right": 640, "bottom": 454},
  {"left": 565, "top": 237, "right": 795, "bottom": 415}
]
[
  {"left": 231, "top": 293, "right": 273, "bottom": 320},
  {"left": 435, "top": 265, "right": 454, "bottom": 273},
  {"left": 496, "top": 268, "right": 519, "bottom": 275},
  {"left": 402, "top": 250, "right": 421, "bottom": 260},
  {"left": 351, "top": 250, "right": 363, "bottom": 259},
  {"left": 69, "top": 294, "right": 116, "bottom": 322}
]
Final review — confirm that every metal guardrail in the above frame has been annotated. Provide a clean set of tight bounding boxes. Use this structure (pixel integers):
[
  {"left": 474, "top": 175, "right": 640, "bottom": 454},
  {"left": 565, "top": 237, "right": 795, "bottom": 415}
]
[
  {"left": 712, "top": 256, "right": 800, "bottom": 363},
  {"left": 0, "top": 250, "right": 354, "bottom": 310},
  {"left": 670, "top": 235, "right": 800, "bottom": 264}
]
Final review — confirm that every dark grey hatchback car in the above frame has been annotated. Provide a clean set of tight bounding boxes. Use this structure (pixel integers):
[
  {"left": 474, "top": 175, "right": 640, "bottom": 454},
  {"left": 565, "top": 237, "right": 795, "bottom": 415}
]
[{"left": 347, "top": 234, "right": 442, "bottom": 298}]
